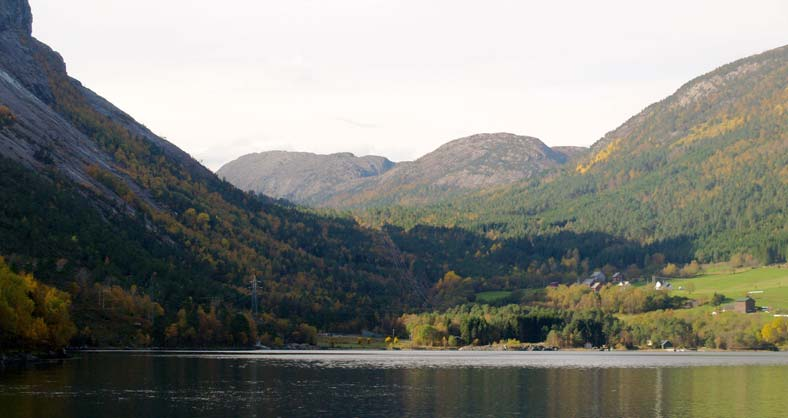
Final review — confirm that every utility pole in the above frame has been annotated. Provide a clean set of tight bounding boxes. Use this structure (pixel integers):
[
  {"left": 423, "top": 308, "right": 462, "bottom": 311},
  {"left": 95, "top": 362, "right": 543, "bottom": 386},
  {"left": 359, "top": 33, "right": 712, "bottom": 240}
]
[
  {"left": 250, "top": 275, "right": 259, "bottom": 316},
  {"left": 99, "top": 287, "right": 108, "bottom": 310}
]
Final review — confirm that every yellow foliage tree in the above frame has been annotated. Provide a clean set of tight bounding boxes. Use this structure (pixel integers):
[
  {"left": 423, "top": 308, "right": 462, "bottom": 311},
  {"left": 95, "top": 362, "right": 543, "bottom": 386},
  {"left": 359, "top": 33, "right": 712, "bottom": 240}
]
[
  {"left": 761, "top": 318, "right": 788, "bottom": 345},
  {"left": 662, "top": 263, "right": 679, "bottom": 277},
  {"left": 0, "top": 258, "right": 76, "bottom": 350}
]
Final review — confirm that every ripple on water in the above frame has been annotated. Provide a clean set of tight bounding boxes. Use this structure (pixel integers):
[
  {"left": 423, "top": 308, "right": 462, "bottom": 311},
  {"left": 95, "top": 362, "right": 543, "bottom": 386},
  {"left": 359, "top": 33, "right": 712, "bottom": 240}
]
[{"left": 197, "top": 350, "right": 788, "bottom": 370}]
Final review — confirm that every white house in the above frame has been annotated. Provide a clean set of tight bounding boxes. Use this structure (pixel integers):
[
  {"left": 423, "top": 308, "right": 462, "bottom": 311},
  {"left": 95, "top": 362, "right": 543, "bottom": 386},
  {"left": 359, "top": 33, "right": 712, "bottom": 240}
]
[{"left": 655, "top": 280, "right": 672, "bottom": 290}]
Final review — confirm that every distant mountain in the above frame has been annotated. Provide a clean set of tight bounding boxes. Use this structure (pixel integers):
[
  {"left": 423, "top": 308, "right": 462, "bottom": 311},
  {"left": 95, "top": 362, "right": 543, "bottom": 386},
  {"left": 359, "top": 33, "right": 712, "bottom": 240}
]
[
  {"left": 217, "top": 151, "right": 394, "bottom": 205},
  {"left": 220, "top": 133, "right": 585, "bottom": 207},
  {"left": 325, "top": 133, "right": 580, "bottom": 207},
  {"left": 362, "top": 44, "right": 788, "bottom": 264}
]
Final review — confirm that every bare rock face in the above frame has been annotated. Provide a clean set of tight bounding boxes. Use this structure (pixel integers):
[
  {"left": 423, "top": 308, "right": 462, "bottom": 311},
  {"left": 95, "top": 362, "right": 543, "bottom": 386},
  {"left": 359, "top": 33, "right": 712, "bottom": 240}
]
[
  {"left": 0, "top": 0, "right": 107, "bottom": 189},
  {"left": 0, "top": 0, "right": 31, "bottom": 34},
  {"left": 217, "top": 151, "right": 395, "bottom": 205},
  {"left": 0, "top": 0, "right": 217, "bottom": 210},
  {"left": 0, "top": 0, "right": 61, "bottom": 106}
]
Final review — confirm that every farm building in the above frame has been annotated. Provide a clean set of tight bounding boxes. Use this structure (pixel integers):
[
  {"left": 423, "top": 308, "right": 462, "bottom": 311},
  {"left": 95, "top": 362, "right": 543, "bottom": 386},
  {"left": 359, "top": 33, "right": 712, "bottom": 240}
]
[
  {"left": 590, "top": 271, "right": 607, "bottom": 283},
  {"left": 734, "top": 297, "right": 756, "bottom": 314},
  {"left": 654, "top": 280, "right": 672, "bottom": 291}
]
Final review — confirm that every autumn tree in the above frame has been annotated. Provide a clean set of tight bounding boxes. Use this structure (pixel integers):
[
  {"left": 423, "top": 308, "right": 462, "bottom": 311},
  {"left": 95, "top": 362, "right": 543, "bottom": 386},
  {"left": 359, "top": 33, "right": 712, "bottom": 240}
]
[
  {"left": 0, "top": 258, "right": 76, "bottom": 350},
  {"left": 0, "top": 105, "right": 15, "bottom": 126},
  {"left": 761, "top": 318, "right": 788, "bottom": 345},
  {"left": 679, "top": 261, "right": 700, "bottom": 277},
  {"left": 662, "top": 263, "right": 679, "bottom": 277}
]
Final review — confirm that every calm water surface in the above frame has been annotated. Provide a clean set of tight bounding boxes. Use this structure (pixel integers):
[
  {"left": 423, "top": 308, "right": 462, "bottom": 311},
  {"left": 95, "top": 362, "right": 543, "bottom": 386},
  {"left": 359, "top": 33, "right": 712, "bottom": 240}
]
[{"left": 2, "top": 350, "right": 788, "bottom": 417}]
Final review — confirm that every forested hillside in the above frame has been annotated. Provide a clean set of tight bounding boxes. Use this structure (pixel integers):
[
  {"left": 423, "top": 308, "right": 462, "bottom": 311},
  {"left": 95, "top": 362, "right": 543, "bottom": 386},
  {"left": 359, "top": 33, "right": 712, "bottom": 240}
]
[
  {"left": 359, "top": 44, "right": 788, "bottom": 265},
  {"left": 0, "top": 0, "right": 424, "bottom": 348}
]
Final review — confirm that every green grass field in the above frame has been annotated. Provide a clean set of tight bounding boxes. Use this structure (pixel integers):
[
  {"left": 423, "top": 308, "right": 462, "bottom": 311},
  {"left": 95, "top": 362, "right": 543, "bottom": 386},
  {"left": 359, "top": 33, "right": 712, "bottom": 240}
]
[
  {"left": 671, "top": 266, "right": 788, "bottom": 311},
  {"left": 316, "top": 335, "right": 411, "bottom": 349},
  {"left": 475, "top": 290, "right": 513, "bottom": 304}
]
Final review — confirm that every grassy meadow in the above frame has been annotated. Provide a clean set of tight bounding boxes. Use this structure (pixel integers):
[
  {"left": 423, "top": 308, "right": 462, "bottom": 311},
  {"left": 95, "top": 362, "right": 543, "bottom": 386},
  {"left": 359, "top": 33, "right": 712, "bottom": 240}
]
[
  {"left": 475, "top": 290, "right": 513, "bottom": 304},
  {"left": 316, "top": 334, "right": 412, "bottom": 350},
  {"left": 670, "top": 266, "right": 788, "bottom": 312}
]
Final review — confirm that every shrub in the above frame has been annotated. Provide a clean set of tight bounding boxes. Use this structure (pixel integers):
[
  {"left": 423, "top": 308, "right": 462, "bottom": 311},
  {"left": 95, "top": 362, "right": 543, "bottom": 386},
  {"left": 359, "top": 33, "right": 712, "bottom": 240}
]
[{"left": 0, "top": 105, "right": 15, "bottom": 127}]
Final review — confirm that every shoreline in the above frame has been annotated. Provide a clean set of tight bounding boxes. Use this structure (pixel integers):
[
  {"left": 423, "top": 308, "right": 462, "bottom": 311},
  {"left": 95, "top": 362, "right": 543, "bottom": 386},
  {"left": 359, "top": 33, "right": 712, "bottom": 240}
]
[
  {"left": 0, "top": 350, "right": 70, "bottom": 369},
  {"left": 64, "top": 346, "right": 786, "bottom": 354}
]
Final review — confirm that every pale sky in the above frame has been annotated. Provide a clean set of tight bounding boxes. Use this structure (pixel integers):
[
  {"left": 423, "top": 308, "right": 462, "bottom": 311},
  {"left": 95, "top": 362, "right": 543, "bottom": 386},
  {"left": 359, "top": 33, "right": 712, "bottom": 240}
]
[{"left": 29, "top": 0, "right": 788, "bottom": 170}]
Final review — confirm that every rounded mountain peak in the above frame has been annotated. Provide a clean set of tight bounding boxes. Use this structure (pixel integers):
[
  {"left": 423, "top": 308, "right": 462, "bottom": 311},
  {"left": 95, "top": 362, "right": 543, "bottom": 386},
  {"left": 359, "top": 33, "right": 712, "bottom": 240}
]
[
  {"left": 433, "top": 132, "right": 549, "bottom": 153},
  {"left": 423, "top": 132, "right": 555, "bottom": 163}
]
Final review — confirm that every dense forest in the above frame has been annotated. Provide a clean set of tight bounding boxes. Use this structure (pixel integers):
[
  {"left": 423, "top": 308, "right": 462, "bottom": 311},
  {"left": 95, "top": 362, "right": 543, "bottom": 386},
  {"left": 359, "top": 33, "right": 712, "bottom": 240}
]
[{"left": 0, "top": 149, "right": 418, "bottom": 347}]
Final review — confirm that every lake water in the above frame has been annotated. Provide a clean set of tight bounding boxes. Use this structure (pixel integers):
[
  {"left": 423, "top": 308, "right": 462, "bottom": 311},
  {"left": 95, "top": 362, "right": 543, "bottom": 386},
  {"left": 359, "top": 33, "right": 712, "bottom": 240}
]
[{"left": 2, "top": 350, "right": 788, "bottom": 417}]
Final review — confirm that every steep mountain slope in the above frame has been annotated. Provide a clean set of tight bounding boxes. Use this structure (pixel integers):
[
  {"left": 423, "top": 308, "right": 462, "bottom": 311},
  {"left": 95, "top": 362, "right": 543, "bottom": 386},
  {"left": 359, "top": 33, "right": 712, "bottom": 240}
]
[
  {"left": 0, "top": 0, "right": 427, "bottom": 344},
  {"left": 324, "top": 133, "right": 579, "bottom": 207},
  {"left": 362, "top": 45, "right": 788, "bottom": 263},
  {"left": 217, "top": 151, "right": 394, "bottom": 205}
]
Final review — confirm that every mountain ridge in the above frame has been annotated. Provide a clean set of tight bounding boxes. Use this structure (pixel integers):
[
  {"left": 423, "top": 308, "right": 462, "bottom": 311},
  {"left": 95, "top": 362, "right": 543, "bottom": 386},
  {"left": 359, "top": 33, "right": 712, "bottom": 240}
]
[
  {"left": 219, "top": 132, "right": 588, "bottom": 207},
  {"left": 216, "top": 150, "right": 395, "bottom": 205}
]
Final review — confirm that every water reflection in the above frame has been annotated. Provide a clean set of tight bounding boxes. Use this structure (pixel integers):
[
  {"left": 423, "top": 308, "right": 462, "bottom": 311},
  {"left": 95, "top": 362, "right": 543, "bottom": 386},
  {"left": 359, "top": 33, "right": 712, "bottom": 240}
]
[{"left": 1, "top": 352, "right": 788, "bottom": 418}]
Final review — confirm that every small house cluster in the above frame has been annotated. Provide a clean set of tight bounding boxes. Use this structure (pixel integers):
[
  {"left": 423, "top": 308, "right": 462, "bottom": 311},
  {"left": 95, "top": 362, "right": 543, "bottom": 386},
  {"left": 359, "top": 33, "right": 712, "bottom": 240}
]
[
  {"left": 646, "top": 340, "right": 675, "bottom": 350},
  {"left": 654, "top": 280, "right": 672, "bottom": 291},
  {"left": 580, "top": 271, "right": 629, "bottom": 292}
]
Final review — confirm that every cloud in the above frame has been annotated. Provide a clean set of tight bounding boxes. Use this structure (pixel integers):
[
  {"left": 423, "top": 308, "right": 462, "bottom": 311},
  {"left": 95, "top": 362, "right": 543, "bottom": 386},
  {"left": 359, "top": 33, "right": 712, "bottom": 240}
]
[{"left": 335, "top": 117, "right": 379, "bottom": 129}]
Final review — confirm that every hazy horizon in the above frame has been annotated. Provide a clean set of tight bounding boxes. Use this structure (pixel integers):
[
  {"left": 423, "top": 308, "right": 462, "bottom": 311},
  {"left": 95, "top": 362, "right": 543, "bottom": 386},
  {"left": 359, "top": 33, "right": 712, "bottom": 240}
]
[{"left": 29, "top": 0, "right": 788, "bottom": 170}]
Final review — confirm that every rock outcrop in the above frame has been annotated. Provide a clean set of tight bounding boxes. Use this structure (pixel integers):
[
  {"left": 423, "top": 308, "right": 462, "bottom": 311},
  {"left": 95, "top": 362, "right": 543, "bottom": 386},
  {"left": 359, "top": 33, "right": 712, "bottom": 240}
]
[{"left": 0, "top": 0, "right": 31, "bottom": 34}]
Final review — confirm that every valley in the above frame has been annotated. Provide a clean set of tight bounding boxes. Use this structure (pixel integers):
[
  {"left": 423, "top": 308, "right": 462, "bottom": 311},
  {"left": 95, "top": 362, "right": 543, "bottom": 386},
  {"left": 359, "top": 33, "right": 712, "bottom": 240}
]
[{"left": 0, "top": 0, "right": 786, "bottom": 355}]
